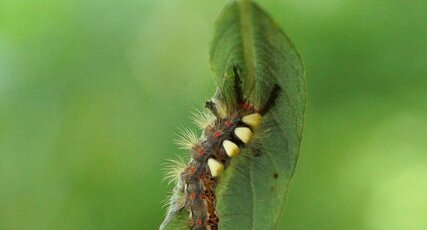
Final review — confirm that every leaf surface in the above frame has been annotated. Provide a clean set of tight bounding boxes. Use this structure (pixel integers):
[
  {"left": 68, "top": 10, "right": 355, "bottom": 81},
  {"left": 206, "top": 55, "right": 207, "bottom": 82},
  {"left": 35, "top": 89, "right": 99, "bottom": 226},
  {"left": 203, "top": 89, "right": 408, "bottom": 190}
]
[{"left": 210, "top": 1, "right": 305, "bottom": 229}]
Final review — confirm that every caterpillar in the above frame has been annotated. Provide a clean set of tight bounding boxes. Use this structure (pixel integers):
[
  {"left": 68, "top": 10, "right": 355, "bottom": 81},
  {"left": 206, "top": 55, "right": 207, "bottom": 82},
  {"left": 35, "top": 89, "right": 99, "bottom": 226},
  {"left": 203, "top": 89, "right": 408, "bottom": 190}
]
[
  {"left": 162, "top": 66, "right": 281, "bottom": 230},
  {"left": 161, "top": 1, "right": 306, "bottom": 229}
]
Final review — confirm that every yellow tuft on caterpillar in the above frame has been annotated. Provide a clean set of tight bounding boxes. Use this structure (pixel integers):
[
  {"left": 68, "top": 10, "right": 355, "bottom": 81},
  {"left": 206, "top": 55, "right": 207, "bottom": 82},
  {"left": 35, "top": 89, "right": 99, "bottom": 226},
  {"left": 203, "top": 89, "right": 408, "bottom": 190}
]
[
  {"left": 222, "top": 140, "right": 240, "bottom": 158},
  {"left": 234, "top": 127, "right": 253, "bottom": 144},
  {"left": 207, "top": 158, "right": 224, "bottom": 177},
  {"left": 241, "top": 113, "right": 262, "bottom": 129}
]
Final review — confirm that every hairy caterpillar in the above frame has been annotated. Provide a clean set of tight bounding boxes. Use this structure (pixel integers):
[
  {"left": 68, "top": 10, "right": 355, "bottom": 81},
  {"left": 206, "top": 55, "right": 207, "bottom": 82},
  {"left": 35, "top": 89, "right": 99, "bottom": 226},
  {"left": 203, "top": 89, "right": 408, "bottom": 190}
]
[
  {"left": 161, "top": 1, "right": 306, "bottom": 229},
  {"left": 162, "top": 67, "right": 281, "bottom": 230}
]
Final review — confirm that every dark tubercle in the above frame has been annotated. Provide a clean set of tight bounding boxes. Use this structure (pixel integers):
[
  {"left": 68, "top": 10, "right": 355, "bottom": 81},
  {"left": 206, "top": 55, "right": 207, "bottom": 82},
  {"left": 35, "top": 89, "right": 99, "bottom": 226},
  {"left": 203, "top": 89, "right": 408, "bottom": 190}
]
[
  {"left": 233, "top": 65, "right": 244, "bottom": 105},
  {"left": 258, "top": 84, "right": 281, "bottom": 115}
]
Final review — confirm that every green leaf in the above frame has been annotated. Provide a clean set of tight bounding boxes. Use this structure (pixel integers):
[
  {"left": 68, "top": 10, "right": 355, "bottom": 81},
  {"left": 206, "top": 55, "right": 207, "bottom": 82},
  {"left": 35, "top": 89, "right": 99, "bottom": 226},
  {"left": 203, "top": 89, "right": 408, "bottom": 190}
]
[
  {"left": 210, "top": 0, "right": 306, "bottom": 229},
  {"left": 160, "top": 0, "right": 305, "bottom": 229}
]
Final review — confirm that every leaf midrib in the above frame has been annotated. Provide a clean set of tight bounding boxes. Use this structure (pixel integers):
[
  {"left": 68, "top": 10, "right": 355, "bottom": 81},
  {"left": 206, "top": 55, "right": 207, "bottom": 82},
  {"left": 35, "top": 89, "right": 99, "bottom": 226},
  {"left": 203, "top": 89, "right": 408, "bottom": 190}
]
[
  {"left": 238, "top": 0, "right": 256, "bottom": 94},
  {"left": 238, "top": 1, "right": 257, "bottom": 228}
]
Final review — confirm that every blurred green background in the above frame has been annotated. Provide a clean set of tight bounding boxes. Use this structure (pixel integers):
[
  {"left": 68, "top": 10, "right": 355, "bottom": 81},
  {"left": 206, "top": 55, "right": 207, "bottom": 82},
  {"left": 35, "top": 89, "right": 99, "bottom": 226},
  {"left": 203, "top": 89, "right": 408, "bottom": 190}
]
[{"left": 1, "top": 0, "right": 426, "bottom": 229}]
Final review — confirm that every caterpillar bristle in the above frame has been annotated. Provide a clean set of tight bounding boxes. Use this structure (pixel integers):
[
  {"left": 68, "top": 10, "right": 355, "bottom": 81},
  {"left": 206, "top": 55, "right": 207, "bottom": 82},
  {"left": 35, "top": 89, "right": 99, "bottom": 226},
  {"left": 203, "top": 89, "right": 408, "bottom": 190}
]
[
  {"left": 249, "top": 118, "right": 273, "bottom": 150},
  {"left": 163, "top": 155, "right": 188, "bottom": 185},
  {"left": 161, "top": 191, "right": 174, "bottom": 208},
  {"left": 161, "top": 188, "right": 186, "bottom": 210},
  {"left": 211, "top": 98, "right": 227, "bottom": 119},
  {"left": 175, "top": 128, "right": 199, "bottom": 150},
  {"left": 191, "top": 109, "right": 216, "bottom": 130}
]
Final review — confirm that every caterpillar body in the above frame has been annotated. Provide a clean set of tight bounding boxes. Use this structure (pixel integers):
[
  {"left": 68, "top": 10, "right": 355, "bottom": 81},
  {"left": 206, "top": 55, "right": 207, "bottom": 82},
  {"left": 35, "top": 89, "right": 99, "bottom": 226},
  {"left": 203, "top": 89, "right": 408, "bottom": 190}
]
[
  {"left": 162, "top": 67, "right": 281, "bottom": 230},
  {"left": 161, "top": 1, "right": 306, "bottom": 229}
]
